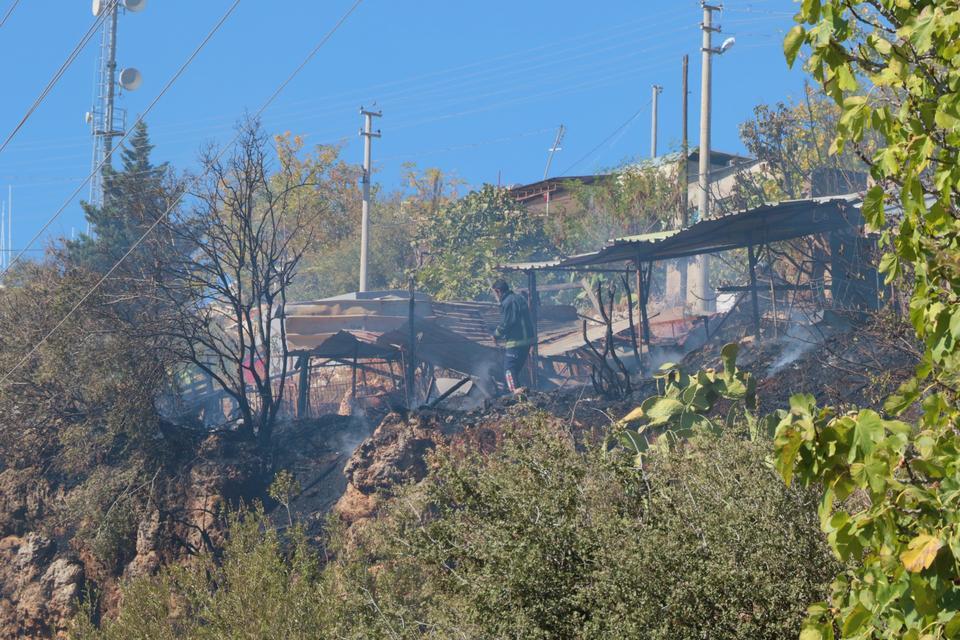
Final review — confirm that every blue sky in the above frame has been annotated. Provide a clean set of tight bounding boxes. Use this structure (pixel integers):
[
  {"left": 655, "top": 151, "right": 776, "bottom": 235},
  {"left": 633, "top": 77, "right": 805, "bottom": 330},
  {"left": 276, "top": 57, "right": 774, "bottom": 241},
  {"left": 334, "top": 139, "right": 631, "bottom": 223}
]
[{"left": 0, "top": 0, "right": 803, "bottom": 253}]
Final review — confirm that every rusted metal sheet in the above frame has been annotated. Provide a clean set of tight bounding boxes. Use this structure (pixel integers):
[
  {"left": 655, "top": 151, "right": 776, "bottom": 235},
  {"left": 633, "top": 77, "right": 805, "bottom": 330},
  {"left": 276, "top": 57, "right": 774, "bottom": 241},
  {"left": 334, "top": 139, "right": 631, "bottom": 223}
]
[
  {"left": 289, "top": 330, "right": 398, "bottom": 360},
  {"left": 379, "top": 318, "right": 500, "bottom": 382}
]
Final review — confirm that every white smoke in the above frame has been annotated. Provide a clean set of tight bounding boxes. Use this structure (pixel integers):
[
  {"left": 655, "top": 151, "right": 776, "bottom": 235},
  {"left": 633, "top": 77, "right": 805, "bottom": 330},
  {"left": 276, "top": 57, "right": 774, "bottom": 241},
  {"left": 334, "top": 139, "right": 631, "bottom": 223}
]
[{"left": 766, "top": 322, "right": 820, "bottom": 377}]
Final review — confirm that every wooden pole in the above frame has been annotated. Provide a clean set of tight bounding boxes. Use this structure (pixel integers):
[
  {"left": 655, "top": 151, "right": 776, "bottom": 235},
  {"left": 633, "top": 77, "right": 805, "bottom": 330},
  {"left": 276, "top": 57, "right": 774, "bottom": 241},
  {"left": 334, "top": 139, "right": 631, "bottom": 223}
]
[
  {"left": 748, "top": 243, "right": 762, "bottom": 337},
  {"left": 351, "top": 343, "right": 358, "bottom": 399},
  {"left": 427, "top": 377, "right": 471, "bottom": 409},
  {"left": 296, "top": 354, "right": 310, "bottom": 419},
  {"left": 764, "top": 245, "right": 780, "bottom": 340},
  {"left": 623, "top": 271, "right": 642, "bottom": 370},
  {"left": 407, "top": 278, "right": 417, "bottom": 408},
  {"left": 636, "top": 260, "right": 644, "bottom": 342},
  {"left": 527, "top": 269, "right": 540, "bottom": 389},
  {"left": 637, "top": 257, "right": 652, "bottom": 347}
]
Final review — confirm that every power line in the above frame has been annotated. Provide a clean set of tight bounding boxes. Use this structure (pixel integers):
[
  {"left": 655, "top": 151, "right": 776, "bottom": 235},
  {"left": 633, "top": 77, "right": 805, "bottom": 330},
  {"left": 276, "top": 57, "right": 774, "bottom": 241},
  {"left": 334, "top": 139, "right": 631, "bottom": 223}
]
[
  {"left": 559, "top": 99, "right": 653, "bottom": 177},
  {"left": 0, "top": 39, "right": 683, "bottom": 172},
  {"left": 0, "top": 0, "right": 241, "bottom": 280},
  {"left": 141, "top": 10, "right": 688, "bottom": 136},
  {"left": 0, "top": 10, "right": 792, "bottom": 159},
  {"left": 0, "top": 9, "right": 700, "bottom": 154},
  {"left": 0, "top": 0, "right": 365, "bottom": 387},
  {"left": 379, "top": 128, "right": 554, "bottom": 162},
  {"left": 0, "top": 0, "right": 20, "bottom": 29},
  {"left": 0, "top": 1, "right": 117, "bottom": 155}
]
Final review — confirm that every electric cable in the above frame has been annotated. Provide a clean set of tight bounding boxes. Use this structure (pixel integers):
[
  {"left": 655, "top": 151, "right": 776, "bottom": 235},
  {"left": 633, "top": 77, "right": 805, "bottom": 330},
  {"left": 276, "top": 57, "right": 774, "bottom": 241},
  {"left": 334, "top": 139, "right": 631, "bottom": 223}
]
[
  {"left": 0, "top": 0, "right": 20, "bottom": 29},
  {"left": 141, "top": 9, "right": 688, "bottom": 136},
  {"left": 0, "top": 0, "right": 365, "bottom": 386},
  {"left": 0, "top": 0, "right": 118, "bottom": 155},
  {"left": 0, "top": 9, "right": 791, "bottom": 158},
  {"left": 378, "top": 128, "right": 554, "bottom": 162},
  {"left": 558, "top": 99, "right": 653, "bottom": 177},
  {"left": 3, "top": 9, "right": 696, "bottom": 153},
  {"left": 0, "top": 0, "right": 240, "bottom": 280}
]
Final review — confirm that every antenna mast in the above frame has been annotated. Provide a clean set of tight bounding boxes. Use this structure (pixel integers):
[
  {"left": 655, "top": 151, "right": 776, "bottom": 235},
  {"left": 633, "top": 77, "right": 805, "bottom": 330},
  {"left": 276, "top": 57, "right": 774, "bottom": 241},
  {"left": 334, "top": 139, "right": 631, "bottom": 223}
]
[
  {"left": 87, "top": 0, "right": 146, "bottom": 208},
  {"left": 543, "top": 124, "right": 565, "bottom": 180}
]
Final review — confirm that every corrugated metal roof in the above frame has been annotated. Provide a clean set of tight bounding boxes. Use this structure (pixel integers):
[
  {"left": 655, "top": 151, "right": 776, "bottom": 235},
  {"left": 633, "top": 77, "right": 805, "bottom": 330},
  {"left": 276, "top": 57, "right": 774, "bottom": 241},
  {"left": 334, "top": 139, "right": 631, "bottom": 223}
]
[
  {"left": 610, "top": 229, "right": 680, "bottom": 244},
  {"left": 500, "top": 194, "right": 863, "bottom": 272}
]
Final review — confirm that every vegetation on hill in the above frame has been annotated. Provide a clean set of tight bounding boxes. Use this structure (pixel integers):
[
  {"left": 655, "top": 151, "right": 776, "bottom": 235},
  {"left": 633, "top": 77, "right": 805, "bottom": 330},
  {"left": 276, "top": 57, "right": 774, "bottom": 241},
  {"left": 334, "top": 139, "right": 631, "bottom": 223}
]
[
  {"left": 73, "top": 414, "right": 838, "bottom": 640},
  {"left": 4, "top": 1, "right": 959, "bottom": 637}
]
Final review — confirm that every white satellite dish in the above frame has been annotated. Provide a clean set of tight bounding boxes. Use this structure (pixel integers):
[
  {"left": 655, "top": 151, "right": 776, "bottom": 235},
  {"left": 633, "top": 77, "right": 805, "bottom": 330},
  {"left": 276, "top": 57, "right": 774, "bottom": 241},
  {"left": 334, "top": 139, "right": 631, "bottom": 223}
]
[
  {"left": 84, "top": 111, "right": 93, "bottom": 125},
  {"left": 92, "top": 0, "right": 103, "bottom": 16},
  {"left": 118, "top": 67, "right": 143, "bottom": 91},
  {"left": 123, "top": 0, "right": 147, "bottom": 12}
]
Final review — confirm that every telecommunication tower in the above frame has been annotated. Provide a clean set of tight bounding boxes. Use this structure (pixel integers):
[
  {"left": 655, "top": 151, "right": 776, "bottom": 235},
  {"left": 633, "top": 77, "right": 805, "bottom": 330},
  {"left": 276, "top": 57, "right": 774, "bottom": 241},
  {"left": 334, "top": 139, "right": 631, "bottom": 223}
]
[{"left": 86, "top": 0, "right": 146, "bottom": 208}]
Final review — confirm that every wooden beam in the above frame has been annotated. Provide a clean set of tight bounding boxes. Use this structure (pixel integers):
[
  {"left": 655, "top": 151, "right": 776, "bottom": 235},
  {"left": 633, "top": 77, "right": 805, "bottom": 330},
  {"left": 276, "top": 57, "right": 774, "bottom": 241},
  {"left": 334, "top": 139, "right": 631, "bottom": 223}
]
[
  {"left": 426, "top": 377, "right": 471, "bottom": 408},
  {"left": 637, "top": 254, "right": 652, "bottom": 347},
  {"left": 351, "top": 343, "right": 358, "bottom": 399},
  {"left": 581, "top": 277, "right": 603, "bottom": 316},
  {"left": 717, "top": 283, "right": 830, "bottom": 292},
  {"left": 622, "top": 272, "right": 642, "bottom": 369},
  {"left": 296, "top": 354, "right": 310, "bottom": 419},
  {"left": 527, "top": 269, "right": 540, "bottom": 390},
  {"left": 747, "top": 243, "right": 762, "bottom": 337},
  {"left": 407, "top": 278, "right": 417, "bottom": 408}
]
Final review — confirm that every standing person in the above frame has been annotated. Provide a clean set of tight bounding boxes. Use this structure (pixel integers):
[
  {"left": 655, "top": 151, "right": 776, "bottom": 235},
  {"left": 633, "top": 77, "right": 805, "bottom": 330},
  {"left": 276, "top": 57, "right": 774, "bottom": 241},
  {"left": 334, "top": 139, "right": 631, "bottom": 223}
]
[{"left": 491, "top": 279, "right": 535, "bottom": 394}]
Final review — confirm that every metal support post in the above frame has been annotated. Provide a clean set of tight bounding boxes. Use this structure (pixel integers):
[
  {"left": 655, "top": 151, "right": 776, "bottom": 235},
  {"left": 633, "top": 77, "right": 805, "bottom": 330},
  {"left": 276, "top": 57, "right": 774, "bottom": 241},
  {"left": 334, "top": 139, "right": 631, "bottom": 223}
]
[{"left": 102, "top": 4, "right": 120, "bottom": 164}]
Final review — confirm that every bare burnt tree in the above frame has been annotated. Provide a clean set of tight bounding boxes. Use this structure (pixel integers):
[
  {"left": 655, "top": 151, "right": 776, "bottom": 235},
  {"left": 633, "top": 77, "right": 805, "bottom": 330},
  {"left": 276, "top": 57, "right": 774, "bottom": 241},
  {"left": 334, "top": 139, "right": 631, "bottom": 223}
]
[
  {"left": 160, "top": 120, "right": 321, "bottom": 447},
  {"left": 582, "top": 282, "right": 632, "bottom": 399}
]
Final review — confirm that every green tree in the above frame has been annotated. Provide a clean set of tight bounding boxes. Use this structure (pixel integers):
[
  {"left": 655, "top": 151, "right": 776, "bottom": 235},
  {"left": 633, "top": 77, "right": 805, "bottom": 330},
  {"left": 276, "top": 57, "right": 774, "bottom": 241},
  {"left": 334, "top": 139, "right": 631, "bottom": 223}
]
[
  {"left": 773, "top": 2, "right": 960, "bottom": 637},
  {"left": 732, "top": 86, "right": 872, "bottom": 208},
  {"left": 556, "top": 164, "right": 679, "bottom": 254},
  {"left": 416, "top": 184, "right": 554, "bottom": 300},
  {"left": 66, "top": 121, "right": 180, "bottom": 275}
]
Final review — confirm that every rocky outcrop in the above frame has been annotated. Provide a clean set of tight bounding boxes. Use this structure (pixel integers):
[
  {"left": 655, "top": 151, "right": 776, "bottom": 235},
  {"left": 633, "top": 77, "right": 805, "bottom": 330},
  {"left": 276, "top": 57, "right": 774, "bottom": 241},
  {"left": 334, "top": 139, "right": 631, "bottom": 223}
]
[
  {"left": 268, "top": 415, "right": 375, "bottom": 536},
  {"left": 0, "top": 412, "right": 383, "bottom": 638},
  {"left": 0, "top": 470, "right": 55, "bottom": 539},
  {"left": 0, "top": 534, "right": 84, "bottom": 639},
  {"left": 335, "top": 411, "right": 448, "bottom": 527}
]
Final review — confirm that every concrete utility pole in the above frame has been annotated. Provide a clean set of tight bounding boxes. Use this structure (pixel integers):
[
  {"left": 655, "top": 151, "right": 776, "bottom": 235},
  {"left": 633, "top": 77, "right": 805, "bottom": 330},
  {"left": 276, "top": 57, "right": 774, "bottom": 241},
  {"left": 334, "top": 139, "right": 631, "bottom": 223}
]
[
  {"left": 680, "top": 56, "right": 689, "bottom": 227},
  {"left": 543, "top": 124, "right": 565, "bottom": 180},
  {"left": 650, "top": 84, "right": 663, "bottom": 158},
  {"left": 679, "top": 55, "right": 689, "bottom": 307},
  {"left": 358, "top": 106, "right": 381, "bottom": 293},
  {"left": 690, "top": 2, "right": 725, "bottom": 314}
]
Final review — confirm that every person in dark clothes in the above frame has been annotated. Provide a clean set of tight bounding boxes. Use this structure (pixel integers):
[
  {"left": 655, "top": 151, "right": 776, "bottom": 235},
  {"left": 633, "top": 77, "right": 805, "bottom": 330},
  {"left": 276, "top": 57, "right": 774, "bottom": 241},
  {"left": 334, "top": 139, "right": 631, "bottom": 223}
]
[{"left": 491, "top": 279, "right": 534, "bottom": 394}]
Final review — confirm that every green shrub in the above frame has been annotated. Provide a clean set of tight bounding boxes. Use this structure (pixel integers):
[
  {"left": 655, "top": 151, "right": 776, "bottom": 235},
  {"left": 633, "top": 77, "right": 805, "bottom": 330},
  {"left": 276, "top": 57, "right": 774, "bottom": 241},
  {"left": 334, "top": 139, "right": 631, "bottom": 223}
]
[
  {"left": 77, "top": 415, "right": 837, "bottom": 639},
  {"left": 72, "top": 506, "right": 330, "bottom": 640},
  {"left": 327, "top": 415, "right": 838, "bottom": 639}
]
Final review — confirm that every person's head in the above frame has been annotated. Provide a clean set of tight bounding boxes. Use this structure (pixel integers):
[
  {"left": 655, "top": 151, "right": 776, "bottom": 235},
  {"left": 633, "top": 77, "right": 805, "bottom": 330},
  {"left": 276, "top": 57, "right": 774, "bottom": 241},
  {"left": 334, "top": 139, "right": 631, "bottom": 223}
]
[{"left": 491, "top": 279, "right": 511, "bottom": 301}]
